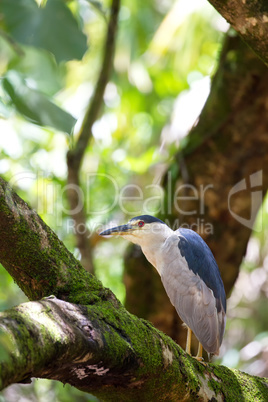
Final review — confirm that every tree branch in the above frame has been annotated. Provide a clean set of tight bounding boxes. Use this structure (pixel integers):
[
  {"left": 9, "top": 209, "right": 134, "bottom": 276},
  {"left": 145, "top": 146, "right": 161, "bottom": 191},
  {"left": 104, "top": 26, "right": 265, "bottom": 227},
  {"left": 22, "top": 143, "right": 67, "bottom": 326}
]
[
  {"left": 1, "top": 175, "right": 268, "bottom": 399},
  {"left": 66, "top": 0, "right": 120, "bottom": 273},
  {"left": 208, "top": 0, "right": 268, "bottom": 65},
  {"left": 72, "top": 0, "right": 121, "bottom": 165},
  {"left": 0, "top": 176, "right": 107, "bottom": 305},
  {"left": 1, "top": 297, "right": 268, "bottom": 401}
]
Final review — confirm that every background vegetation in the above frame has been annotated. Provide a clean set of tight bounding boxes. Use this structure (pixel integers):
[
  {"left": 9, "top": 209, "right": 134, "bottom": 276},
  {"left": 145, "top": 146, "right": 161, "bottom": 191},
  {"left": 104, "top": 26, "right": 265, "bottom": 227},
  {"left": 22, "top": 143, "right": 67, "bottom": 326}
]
[{"left": 0, "top": 0, "right": 267, "bottom": 400}]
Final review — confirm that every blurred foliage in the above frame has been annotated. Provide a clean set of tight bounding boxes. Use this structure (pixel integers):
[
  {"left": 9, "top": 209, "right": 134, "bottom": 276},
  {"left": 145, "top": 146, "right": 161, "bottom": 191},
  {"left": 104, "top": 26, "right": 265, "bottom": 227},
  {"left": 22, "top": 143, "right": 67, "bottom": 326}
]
[
  {"left": 0, "top": 0, "right": 88, "bottom": 63},
  {"left": 1, "top": 380, "right": 99, "bottom": 402},
  {"left": 3, "top": 71, "right": 76, "bottom": 133},
  {"left": 0, "top": 0, "right": 267, "bottom": 399}
]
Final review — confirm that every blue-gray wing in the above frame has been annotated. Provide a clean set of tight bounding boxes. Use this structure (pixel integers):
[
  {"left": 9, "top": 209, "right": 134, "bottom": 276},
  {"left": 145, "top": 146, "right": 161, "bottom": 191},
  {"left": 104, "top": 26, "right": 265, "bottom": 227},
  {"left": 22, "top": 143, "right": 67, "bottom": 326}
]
[{"left": 160, "top": 231, "right": 226, "bottom": 355}]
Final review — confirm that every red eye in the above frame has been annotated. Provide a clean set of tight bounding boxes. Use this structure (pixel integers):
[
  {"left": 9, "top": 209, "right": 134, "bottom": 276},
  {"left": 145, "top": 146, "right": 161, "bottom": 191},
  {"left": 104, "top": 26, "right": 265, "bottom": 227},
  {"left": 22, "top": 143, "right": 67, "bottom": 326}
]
[{"left": 138, "top": 221, "right": 144, "bottom": 227}]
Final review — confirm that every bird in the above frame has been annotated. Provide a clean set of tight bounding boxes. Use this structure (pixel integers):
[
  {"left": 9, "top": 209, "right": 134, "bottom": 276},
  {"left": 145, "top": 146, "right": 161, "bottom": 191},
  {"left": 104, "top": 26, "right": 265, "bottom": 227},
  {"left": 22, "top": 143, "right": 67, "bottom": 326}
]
[{"left": 100, "top": 215, "right": 226, "bottom": 360}]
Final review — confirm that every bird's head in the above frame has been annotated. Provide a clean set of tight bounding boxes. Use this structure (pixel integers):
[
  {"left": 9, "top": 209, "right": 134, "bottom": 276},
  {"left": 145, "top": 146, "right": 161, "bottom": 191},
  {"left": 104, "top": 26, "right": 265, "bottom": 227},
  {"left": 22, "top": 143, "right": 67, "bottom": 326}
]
[{"left": 99, "top": 215, "right": 169, "bottom": 246}]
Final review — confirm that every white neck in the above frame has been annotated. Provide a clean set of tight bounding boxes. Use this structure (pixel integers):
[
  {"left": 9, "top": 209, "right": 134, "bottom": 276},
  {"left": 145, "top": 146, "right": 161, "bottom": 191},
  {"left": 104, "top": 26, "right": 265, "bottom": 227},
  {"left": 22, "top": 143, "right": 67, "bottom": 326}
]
[{"left": 138, "top": 225, "right": 174, "bottom": 273}]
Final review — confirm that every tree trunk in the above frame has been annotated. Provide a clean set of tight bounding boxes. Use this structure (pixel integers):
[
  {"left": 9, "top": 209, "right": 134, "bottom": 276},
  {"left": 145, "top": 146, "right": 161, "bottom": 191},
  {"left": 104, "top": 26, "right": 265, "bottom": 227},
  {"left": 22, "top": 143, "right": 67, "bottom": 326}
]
[{"left": 124, "top": 32, "right": 268, "bottom": 351}]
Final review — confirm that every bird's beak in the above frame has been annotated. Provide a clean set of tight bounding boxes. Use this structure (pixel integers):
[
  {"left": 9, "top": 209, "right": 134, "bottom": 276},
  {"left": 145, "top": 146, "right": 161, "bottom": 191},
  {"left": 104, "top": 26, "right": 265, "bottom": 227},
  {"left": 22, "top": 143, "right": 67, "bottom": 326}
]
[{"left": 99, "top": 223, "right": 133, "bottom": 236}]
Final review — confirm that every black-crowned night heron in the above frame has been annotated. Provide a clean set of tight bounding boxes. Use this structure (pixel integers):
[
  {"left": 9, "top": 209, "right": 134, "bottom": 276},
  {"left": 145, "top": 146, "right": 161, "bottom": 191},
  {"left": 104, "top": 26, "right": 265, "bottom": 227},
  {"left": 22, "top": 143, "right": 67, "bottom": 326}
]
[{"left": 100, "top": 215, "right": 226, "bottom": 360}]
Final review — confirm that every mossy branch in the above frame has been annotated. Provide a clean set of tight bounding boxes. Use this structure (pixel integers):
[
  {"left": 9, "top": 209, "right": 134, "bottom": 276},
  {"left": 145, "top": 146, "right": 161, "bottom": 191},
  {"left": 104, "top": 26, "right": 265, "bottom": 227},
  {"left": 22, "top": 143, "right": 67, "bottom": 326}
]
[
  {"left": 0, "top": 176, "right": 105, "bottom": 305},
  {"left": 1, "top": 297, "right": 268, "bottom": 401},
  {"left": 1, "top": 175, "right": 268, "bottom": 399}
]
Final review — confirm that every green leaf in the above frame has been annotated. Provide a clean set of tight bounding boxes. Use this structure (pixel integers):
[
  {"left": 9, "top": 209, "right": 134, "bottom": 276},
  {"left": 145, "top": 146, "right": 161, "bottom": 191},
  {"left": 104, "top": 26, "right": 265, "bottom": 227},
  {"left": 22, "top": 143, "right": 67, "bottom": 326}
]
[
  {"left": 0, "top": 0, "right": 88, "bottom": 63},
  {"left": 3, "top": 71, "right": 76, "bottom": 134},
  {"left": 9, "top": 47, "right": 64, "bottom": 97}
]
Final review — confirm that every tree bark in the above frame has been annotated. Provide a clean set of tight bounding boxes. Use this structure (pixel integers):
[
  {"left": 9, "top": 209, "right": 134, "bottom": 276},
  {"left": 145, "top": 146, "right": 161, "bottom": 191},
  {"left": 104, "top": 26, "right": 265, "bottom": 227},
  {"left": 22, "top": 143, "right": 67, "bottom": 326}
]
[
  {"left": 207, "top": 0, "right": 268, "bottom": 65},
  {"left": 0, "top": 176, "right": 105, "bottom": 305},
  {"left": 1, "top": 297, "right": 268, "bottom": 401},
  {"left": 124, "top": 32, "right": 268, "bottom": 351}
]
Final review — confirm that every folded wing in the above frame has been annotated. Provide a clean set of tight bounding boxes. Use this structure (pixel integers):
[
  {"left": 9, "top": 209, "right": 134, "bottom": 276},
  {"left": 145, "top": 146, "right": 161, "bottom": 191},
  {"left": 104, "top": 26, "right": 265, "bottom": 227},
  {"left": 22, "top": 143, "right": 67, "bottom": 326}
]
[{"left": 160, "top": 230, "right": 226, "bottom": 355}]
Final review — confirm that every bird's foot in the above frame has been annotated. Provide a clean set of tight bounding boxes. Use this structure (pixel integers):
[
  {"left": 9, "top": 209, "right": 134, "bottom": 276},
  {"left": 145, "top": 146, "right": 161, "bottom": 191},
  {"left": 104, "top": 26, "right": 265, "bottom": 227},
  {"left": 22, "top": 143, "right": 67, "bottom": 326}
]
[
  {"left": 193, "top": 356, "right": 207, "bottom": 365},
  {"left": 194, "top": 355, "right": 204, "bottom": 361}
]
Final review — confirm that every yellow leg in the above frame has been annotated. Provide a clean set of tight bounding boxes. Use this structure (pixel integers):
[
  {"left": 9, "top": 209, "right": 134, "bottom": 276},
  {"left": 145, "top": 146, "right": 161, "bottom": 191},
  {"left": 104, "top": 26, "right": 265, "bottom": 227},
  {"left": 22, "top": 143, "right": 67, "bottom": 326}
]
[
  {"left": 186, "top": 328, "right": 206, "bottom": 363},
  {"left": 185, "top": 327, "right": 192, "bottom": 355},
  {"left": 195, "top": 342, "right": 203, "bottom": 361}
]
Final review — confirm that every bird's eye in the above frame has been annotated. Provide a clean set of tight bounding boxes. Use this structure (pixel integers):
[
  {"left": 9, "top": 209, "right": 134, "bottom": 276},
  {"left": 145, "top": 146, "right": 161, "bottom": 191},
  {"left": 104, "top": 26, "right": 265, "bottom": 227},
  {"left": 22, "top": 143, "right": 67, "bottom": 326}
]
[{"left": 138, "top": 221, "right": 144, "bottom": 227}]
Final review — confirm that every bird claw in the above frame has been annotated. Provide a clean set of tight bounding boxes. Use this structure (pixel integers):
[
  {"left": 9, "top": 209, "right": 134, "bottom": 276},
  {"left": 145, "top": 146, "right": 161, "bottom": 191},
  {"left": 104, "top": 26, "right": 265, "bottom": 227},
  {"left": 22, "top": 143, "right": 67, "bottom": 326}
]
[
  {"left": 194, "top": 355, "right": 204, "bottom": 361},
  {"left": 193, "top": 356, "right": 207, "bottom": 365}
]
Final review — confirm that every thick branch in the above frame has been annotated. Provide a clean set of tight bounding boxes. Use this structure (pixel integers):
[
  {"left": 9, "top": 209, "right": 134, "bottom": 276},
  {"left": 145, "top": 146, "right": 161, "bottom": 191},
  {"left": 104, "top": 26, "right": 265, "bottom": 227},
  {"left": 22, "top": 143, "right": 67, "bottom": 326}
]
[
  {"left": 208, "top": 0, "right": 268, "bottom": 65},
  {"left": 0, "top": 176, "right": 107, "bottom": 305},
  {"left": 66, "top": 0, "right": 120, "bottom": 273},
  {"left": 1, "top": 157, "right": 268, "bottom": 399},
  {"left": 1, "top": 297, "right": 268, "bottom": 401}
]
